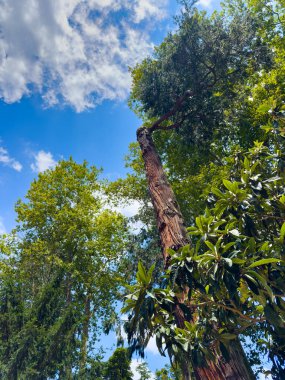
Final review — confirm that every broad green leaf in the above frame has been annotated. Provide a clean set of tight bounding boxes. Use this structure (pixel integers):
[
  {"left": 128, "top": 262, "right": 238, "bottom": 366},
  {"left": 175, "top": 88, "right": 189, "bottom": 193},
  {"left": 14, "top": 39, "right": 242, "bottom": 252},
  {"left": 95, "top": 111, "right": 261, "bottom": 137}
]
[
  {"left": 147, "top": 264, "right": 155, "bottom": 282},
  {"left": 248, "top": 258, "right": 281, "bottom": 268},
  {"left": 280, "top": 222, "right": 285, "bottom": 242},
  {"left": 223, "top": 179, "right": 236, "bottom": 192},
  {"left": 232, "top": 258, "right": 246, "bottom": 264},
  {"left": 220, "top": 333, "right": 237, "bottom": 341},
  {"left": 137, "top": 261, "right": 148, "bottom": 284},
  {"left": 246, "top": 270, "right": 274, "bottom": 301},
  {"left": 264, "top": 305, "right": 285, "bottom": 328},
  {"left": 222, "top": 242, "right": 235, "bottom": 253},
  {"left": 243, "top": 157, "right": 250, "bottom": 170},
  {"left": 212, "top": 187, "right": 225, "bottom": 198},
  {"left": 205, "top": 240, "right": 216, "bottom": 252},
  {"left": 196, "top": 216, "right": 203, "bottom": 231}
]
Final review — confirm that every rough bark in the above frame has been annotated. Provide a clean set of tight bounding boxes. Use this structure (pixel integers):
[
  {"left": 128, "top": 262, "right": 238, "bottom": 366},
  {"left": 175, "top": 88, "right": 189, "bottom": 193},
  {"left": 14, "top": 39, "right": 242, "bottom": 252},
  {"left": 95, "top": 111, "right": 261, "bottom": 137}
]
[
  {"left": 180, "top": 360, "right": 193, "bottom": 380},
  {"left": 194, "top": 339, "right": 255, "bottom": 380},
  {"left": 137, "top": 126, "right": 255, "bottom": 380},
  {"left": 137, "top": 127, "right": 189, "bottom": 266}
]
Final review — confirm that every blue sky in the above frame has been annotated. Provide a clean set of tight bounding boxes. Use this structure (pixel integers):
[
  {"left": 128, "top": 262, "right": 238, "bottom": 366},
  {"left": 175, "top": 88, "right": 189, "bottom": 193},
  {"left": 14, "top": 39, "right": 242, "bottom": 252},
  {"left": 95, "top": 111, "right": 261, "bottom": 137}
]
[
  {"left": 0, "top": 0, "right": 223, "bottom": 377},
  {"left": 0, "top": 0, "right": 219, "bottom": 235}
]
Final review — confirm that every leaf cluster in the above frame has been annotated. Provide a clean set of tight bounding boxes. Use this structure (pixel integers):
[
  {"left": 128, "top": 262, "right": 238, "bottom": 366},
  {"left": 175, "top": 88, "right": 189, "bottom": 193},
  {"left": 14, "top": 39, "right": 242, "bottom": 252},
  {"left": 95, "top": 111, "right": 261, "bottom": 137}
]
[{"left": 123, "top": 127, "right": 285, "bottom": 378}]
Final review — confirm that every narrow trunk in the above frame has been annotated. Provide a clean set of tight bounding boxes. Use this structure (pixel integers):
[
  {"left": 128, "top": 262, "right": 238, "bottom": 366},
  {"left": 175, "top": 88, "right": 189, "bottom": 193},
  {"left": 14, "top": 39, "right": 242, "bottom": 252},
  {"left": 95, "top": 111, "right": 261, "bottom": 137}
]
[
  {"left": 79, "top": 295, "right": 91, "bottom": 377},
  {"left": 65, "top": 274, "right": 72, "bottom": 378},
  {"left": 137, "top": 127, "right": 255, "bottom": 380}
]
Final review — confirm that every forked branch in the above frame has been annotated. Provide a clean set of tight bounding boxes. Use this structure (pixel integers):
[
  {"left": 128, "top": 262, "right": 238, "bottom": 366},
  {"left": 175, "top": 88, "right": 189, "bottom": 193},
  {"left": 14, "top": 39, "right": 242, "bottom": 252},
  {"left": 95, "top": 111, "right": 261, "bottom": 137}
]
[{"left": 148, "top": 90, "right": 194, "bottom": 133}]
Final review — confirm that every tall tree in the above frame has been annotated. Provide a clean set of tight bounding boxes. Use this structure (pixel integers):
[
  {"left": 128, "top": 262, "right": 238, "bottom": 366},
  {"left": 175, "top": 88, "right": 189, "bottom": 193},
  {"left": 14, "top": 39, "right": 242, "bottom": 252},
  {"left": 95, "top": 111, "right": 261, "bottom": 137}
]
[
  {"left": 0, "top": 159, "right": 128, "bottom": 379},
  {"left": 123, "top": 0, "right": 284, "bottom": 379}
]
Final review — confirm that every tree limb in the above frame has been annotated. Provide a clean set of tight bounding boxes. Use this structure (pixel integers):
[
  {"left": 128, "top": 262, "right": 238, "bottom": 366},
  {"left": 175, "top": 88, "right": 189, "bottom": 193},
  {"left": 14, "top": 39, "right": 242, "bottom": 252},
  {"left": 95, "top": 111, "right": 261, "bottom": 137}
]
[{"left": 148, "top": 90, "right": 194, "bottom": 133}]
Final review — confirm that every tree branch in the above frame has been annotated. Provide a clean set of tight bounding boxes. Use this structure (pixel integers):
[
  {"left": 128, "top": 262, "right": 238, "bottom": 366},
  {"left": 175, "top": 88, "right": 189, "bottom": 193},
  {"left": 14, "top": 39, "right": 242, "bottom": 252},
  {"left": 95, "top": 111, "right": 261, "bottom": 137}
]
[
  {"left": 148, "top": 90, "right": 194, "bottom": 133},
  {"left": 151, "top": 122, "right": 182, "bottom": 132},
  {"left": 147, "top": 77, "right": 217, "bottom": 135}
]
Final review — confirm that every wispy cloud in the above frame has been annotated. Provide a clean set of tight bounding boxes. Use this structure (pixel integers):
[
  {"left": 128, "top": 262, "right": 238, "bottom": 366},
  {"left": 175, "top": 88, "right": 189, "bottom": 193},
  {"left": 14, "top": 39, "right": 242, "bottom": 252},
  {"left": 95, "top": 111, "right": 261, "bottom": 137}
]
[
  {"left": 145, "top": 336, "right": 159, "bottom": 355},
  {"left": 120, "top": 327, "right": 159, "bottom": 356},
  {"left": 0, "top": 217, "right": 6, "bottom": 234},
  {"left": 94, "top": 189, "right": 144, "bottom": 233},
  {"left": 113, "top": 200, "right": 141, "bottom": 218},
  {"left": 198, "top": 0, "right": 213, "bottom": 8},
  {"left": 131, "top": 359, "right": 155, "bottom": 380},
  {"left": 110, "top": 200, "right": 144, "bottom": 233},
  {"left": 259, "top": 371, "right": 272, "bottom": 380},
  {"left": 0, "top": 146, "right": 22, "bottom": 171},
  {"left": 31, "top": 150, "right": 57, "bottom": 172},
  {"left": 0, "top": 0, "right": 168, "bottom": 112}
]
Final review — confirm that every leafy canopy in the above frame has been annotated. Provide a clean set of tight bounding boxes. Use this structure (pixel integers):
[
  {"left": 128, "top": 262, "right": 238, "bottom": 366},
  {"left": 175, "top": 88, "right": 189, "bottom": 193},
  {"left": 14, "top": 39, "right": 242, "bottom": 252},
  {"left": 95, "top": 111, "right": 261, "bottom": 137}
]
[{"left": 0, "top": 159, "right": 128, "bottom": 379}]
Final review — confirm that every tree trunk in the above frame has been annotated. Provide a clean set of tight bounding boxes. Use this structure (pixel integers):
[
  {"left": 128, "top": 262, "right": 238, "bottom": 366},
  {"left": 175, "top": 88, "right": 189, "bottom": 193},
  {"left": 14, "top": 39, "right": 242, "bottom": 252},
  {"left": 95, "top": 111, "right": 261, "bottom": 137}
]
[
  {"left": 194, "top": 339, "right": 255, "bottom": 380},
  {"left": 180, "top": 359, "right": 193, "bottom": 380},
  {"left": 64, "top": 273, "right": 73, "bottom": 379},
  {"left": 137, "top": 127, "right": 189, "bottom": 264},
  {"left": 79, "top": 295, "right": 91, "bottom": 377},
  {"left": 137, "top": 127, "right": 255, "bottom": 380}
]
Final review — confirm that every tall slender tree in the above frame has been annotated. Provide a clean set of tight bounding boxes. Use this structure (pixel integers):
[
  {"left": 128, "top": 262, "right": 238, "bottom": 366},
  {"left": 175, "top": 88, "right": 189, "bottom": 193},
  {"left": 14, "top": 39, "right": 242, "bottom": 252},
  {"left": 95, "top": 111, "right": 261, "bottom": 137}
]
[
  {"left": 123, "top": 0, "right": 284, "bottom": 378},
  {"left": 136, "top": 111, "right": 255, "bottom": 380}
]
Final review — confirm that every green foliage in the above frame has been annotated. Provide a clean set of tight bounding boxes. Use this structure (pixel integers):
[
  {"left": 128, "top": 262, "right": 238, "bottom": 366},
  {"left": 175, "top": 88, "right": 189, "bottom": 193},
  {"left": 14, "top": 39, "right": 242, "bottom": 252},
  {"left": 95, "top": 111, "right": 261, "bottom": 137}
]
[
  {"left": 123, "top": 1, "right": 285, "bottom": 377},
  {"left": 124, "top": 126, "right": 285, "bottom": 378},
  {"left": 1, "top": 0, "right": 284, "bottom": 378},
  {"left": 0, "top": 159, "right": 128, "bottom": 379},
  {"left": 80, "top": 358, "right": 107, "bottom": 380},
  {"left": 104, "top": 348, "right": 132, "bottom": 380},
  {"left": 130, "top": 0, "right": 272, "bottom": 162},
  {"left": 126, "top": 0, "right": 285, "bottom": 225},
  {"left": 136, "top": 361, "right": 152, "bottom": 380},
  {"left": 155, "top": 367, "right": 171, "bottom": 380},
  {"left": 155, "top": 363, "right": 183, "bottom": 380}
]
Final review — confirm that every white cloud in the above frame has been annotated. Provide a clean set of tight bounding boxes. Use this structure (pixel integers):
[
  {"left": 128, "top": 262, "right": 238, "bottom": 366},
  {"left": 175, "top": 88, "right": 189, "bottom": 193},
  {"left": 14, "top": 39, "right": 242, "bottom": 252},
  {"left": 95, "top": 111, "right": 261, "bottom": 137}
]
[
  {"left": 131, "top": 359, "right": 155, "bottom": 380},
  {"left": 114, "top": 200, "right": 141, "bottom": 218},
  {"left": 0, "top": 217, "right": 6, "bottom": 234},
  {"left": 259, "top": 371, "right": 272, "bottom": 380},
  {"left": 120, "top": 327, "right": 159, "bottom": 356},
  {"left": 132, "top": 0, "right": 166, "bottom": 23},
  {"left": 95, "top": 190, "right": 145, "bottom": 233},
  {"left": 0, "top": 0, "right": 168, "bottom": 112},
  {"left": 146, "top": 336, "right": 159, "bottom": 355},
  {"left": 31, "top": 150, "right": 57, "bottom": 172},
  {"left": 113, "top": 200, "right": 144, "bottom": 233},
  {"left": 198, "top": 0, "right": 213, "bottom": 7},
  {"left": 0, "top": 146, "right": 22, "bottom": 171}
]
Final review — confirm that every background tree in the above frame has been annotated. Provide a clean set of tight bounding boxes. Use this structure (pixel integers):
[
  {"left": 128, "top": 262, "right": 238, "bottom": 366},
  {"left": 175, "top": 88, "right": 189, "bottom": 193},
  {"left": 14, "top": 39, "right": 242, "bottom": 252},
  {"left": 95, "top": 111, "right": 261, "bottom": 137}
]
[
  {"left": 136, "top": 361, "right": 152, "bottom": 380},
  {"left": 155, "top": 364, "right": 183, "bottom": 380},
  {"left": 104, "top": 347, "right": 133, "bottom": 380},
  {"left": 0, "top": 159, "right": 128, "bottom": 379}
]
